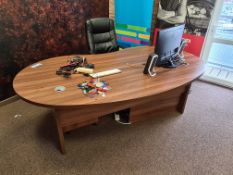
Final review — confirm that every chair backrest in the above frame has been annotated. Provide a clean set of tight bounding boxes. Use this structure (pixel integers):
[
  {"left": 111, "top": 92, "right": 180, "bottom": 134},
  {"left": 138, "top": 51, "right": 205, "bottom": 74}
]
[{"left": 86, "top": 18, "right": 118, "bottom": 54}]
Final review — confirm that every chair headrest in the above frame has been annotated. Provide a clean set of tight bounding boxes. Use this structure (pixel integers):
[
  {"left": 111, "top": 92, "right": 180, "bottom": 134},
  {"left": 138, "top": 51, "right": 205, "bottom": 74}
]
[{"left": 87, "top": 18, "right": 114, "bottom": 34}]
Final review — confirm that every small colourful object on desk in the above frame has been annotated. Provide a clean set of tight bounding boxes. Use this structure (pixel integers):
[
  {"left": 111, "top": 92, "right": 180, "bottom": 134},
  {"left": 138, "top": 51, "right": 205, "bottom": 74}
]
[{"left": 78, "top": 79, "right": 112, "bottom": 98}]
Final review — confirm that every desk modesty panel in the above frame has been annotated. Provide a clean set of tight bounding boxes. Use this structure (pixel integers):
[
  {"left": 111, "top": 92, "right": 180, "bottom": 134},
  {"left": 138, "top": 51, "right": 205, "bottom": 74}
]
[{"left": 13, "top": 46, "right": 205, "bottom": 154}]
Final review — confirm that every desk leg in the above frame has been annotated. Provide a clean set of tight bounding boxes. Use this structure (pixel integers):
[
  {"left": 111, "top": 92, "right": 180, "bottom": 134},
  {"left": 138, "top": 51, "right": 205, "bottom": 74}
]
[
  {"left": 54, "top": 113, "right": 65, "bottom": 154},
  {"left": 177, "top": 83, "right": 192, "bottom": 114},
  {"left": 53, "top": 107, "right": 100, "bottom": 154}
]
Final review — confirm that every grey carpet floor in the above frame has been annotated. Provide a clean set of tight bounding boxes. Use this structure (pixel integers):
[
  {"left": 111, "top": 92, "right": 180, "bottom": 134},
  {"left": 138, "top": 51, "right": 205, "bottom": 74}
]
[{"left": 0, "top": 81, "right": 233, "bottom": 175}]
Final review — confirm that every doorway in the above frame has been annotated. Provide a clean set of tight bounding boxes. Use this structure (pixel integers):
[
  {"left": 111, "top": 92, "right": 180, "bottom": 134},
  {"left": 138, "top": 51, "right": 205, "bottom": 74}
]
[{"left": 201, "top": 0, "right": 233, "bottom": 88}]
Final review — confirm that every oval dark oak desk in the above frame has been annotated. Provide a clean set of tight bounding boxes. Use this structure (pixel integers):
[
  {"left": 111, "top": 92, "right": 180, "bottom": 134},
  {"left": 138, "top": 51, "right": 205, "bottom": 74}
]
[{"left": 13, "top": 46, "right": 205, "bottom": 154}]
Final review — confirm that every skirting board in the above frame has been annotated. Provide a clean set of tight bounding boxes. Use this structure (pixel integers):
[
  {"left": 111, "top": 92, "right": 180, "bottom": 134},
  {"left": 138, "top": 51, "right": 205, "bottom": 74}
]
[{"left": 0, "top": 95, "right": 20, "bottom": 107}]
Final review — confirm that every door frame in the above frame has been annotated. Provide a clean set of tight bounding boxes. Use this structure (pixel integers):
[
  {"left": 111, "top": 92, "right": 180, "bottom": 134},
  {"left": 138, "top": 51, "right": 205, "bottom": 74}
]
[{"left": 201, "top": 0, "right": 225, "bottom": 62}]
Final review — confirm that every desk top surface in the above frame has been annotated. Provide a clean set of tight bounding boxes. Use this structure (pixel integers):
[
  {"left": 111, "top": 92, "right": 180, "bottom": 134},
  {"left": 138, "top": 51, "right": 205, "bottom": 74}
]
[{"left": 13, "top": 46, "right": 205, "bottom": 108}]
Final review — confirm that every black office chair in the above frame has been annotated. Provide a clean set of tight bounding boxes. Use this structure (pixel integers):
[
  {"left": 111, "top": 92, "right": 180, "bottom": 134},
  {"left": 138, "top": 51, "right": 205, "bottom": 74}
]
[{"left": 86, "top": 17, "right": 119, "bottom": 54}]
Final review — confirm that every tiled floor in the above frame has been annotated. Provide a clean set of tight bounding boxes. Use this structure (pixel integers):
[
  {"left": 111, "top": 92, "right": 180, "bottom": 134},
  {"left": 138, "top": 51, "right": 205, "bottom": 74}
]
[{"left": 201, "top": 64, "right": 233, "bottom": 88}]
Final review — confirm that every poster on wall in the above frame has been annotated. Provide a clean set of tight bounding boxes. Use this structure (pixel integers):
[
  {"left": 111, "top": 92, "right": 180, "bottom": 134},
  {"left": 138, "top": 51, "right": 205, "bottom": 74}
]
[
  {"left": 115, "top": 0, "right": 154, "bottom": 47},
  {"left": 185, "top": 0, "right": 216, "bottom": 56},
  {"left": 185, "top": 0, "right": 216, "bottom": 36},
  {"left": 155, "top": 0, "right": 216, "bottom": 56}
]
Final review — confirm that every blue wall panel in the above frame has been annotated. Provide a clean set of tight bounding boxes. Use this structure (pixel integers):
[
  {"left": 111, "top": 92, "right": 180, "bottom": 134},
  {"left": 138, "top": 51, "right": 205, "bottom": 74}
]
[{"left": 115, "top": 0, "right": 154, "bottom": 47}]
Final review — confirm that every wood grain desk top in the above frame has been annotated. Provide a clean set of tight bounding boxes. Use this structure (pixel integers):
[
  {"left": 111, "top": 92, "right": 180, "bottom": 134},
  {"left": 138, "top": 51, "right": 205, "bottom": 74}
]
[{"left": 13, "top": 46, "right": 205, "bottom": 108}]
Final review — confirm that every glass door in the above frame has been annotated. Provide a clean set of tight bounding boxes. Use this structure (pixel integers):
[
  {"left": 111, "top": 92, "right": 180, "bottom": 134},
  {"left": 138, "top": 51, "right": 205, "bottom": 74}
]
[{"left": 201, "top": 0, "right": 233, "bottom": 88}]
